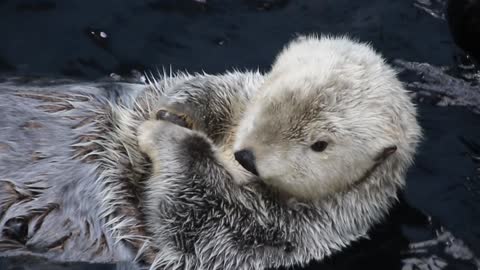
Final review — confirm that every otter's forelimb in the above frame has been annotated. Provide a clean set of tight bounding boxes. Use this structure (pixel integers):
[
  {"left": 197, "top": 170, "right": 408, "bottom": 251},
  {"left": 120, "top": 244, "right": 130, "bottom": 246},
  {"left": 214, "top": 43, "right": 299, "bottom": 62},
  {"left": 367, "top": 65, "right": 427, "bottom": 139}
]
[{"left": 136, "top": 119, "right": 296, "bottom": 270}]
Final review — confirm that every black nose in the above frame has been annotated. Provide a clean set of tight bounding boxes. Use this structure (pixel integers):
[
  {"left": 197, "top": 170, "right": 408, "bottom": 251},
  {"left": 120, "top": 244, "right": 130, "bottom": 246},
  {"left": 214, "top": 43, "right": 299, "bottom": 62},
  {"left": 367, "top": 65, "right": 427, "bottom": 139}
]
[{"left": 234, "top": 149, "right": 259, "bottom": 176}]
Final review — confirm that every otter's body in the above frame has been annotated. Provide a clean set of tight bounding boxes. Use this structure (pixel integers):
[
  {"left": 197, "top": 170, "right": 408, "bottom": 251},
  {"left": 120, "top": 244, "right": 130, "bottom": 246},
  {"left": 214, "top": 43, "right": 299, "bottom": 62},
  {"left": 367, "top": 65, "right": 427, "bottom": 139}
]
[
  {"left": 0, "top": 72, "right": 264, "bottom": 265},
  {"left": 0, "top": 78, "right": 147, "bottom": 263},
  {"left": 137, "top": 36, "right": 421, "bottom": 269},
  {"left": 0, "top": 36, "right": 421, "bottom": 270}
]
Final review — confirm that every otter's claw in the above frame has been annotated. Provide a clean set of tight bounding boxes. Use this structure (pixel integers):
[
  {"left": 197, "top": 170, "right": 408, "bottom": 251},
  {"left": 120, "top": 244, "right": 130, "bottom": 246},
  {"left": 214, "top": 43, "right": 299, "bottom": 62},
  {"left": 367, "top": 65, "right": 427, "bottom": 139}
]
[{"left": 155, "top": 109, "right": 193, "bottom": 129}]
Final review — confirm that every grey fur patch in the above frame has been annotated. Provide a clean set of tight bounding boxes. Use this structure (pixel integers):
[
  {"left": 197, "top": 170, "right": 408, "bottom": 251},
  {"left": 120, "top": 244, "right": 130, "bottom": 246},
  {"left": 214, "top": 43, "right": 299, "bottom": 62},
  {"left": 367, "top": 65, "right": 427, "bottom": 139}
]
[{"left": 0, "top": 67, "right": 413, "bottom": 270}]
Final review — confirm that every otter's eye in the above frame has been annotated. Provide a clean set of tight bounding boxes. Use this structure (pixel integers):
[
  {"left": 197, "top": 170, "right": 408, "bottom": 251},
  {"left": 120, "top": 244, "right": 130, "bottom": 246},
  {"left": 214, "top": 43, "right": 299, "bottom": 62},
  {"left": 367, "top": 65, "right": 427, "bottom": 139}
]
[{"left": 311, "top": 141, "right": 328, "bottom": 152}]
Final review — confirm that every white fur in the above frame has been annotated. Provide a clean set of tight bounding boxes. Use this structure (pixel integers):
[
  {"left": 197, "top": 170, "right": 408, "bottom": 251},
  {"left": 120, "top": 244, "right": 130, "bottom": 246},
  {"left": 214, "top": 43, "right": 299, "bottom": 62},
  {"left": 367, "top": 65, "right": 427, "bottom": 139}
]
[
  {"left": 234, "top": 35, "right": 421, "bottom": 199},
  {"left": 0, "top": 35, "right": 422, "bottom": 270}
]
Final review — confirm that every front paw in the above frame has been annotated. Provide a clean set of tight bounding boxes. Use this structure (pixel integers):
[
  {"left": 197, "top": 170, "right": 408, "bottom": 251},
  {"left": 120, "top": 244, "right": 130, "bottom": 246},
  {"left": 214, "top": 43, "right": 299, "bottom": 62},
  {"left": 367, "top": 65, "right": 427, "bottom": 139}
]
[
  {"left": 137, "top": 120, "right": 159, "bottom": 155},
  {"left": 137, "top": 119, "right": 191, "bottom": 156},
  {"left": 155, "top": 108, "right": 193, "bottom": 129}
]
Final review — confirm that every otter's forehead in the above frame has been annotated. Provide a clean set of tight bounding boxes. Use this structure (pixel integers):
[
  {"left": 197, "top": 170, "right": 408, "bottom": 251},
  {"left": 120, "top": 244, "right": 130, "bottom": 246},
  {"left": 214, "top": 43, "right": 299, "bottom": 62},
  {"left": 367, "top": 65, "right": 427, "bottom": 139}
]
[
  {"left": 249, "top": 72, "right": 401, "bottom": 144},
  {"left": 257, "top": 68, "right": 381, "bottom": 121},
  {"left": 248, "top": 89, "right": 340, "bottom": 142}
]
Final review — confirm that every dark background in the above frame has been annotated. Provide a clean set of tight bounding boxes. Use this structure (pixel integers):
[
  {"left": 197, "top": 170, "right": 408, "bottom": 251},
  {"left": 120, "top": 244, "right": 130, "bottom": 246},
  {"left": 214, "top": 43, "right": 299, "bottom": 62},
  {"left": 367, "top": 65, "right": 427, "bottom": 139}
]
[{"left": 0, "top": 0, "right": 479, "bottom": 269}]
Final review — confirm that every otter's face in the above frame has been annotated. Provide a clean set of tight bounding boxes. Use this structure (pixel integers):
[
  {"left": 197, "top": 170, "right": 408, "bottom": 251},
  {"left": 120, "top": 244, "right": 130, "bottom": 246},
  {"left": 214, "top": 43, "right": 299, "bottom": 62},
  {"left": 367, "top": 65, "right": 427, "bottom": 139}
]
[
  {"left": 232, "top": 36, "right": 421, "bottom": 200},
  {"left": 234, "top": 86, "right": 389, "bottom": 199}
]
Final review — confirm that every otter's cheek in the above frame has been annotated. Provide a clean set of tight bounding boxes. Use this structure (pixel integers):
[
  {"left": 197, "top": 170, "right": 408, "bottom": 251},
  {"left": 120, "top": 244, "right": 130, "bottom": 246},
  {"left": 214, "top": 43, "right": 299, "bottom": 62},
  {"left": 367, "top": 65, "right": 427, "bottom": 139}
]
[
  {"left": 252, "top": 158, "right": 268, "bottom": 179},
  {"left": 255, "top": 156, "right": 285, "bottom": 180}
]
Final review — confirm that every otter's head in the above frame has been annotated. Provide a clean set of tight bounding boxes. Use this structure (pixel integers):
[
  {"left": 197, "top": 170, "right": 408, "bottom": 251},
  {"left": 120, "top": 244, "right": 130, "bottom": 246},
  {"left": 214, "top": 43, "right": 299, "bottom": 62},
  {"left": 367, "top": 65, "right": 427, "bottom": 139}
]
[{"left": 233, "top": 35, "right": 422, "bottom": 200}]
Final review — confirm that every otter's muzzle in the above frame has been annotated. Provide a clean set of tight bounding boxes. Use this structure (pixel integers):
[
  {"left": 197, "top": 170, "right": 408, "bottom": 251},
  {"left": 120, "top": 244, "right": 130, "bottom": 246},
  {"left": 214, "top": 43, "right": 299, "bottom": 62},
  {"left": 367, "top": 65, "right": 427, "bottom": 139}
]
[{"left": 234, "top": 149, "right": 259, "bottom": 176}]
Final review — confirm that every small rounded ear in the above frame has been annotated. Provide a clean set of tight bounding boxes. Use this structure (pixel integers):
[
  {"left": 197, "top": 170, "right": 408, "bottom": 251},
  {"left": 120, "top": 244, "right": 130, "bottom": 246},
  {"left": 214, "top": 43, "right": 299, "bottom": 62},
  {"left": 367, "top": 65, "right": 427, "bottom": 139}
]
[{"left": 374, "top": 145, "right": 397, "bottom": 163}]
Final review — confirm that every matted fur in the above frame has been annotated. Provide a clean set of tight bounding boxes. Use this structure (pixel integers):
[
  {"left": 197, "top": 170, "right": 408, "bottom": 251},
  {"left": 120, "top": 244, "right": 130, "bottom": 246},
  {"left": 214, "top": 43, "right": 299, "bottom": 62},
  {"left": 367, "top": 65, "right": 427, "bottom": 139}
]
[
  {"left": 0, "top": 36, "right": 421, "bottom": 270},
  {"left": 137, "top": 36, "right": 422, "bottom": 269}
]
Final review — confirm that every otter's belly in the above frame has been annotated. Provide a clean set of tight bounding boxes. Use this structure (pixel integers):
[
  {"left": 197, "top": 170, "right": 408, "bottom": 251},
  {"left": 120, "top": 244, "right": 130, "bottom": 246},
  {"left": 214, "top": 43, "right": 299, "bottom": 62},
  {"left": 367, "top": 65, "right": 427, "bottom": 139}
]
[{"left": 0, "top": 81, "right": 144, "bottom": 263}]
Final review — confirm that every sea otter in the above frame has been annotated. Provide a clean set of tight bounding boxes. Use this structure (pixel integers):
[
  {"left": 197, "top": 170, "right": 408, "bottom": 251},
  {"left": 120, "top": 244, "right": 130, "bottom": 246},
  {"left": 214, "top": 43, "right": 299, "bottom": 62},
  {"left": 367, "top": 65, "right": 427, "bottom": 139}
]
[
  {"left": 0, "top": 35, "right": 421, "bottom": 270},
  {"left": 136, "top": 35, "right": 422, "bottom": 269}
]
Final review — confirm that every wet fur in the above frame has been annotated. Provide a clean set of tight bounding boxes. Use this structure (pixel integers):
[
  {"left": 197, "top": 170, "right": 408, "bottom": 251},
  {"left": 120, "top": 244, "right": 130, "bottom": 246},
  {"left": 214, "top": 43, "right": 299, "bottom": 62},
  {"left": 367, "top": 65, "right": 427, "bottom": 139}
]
[
  {"left": 139, "top": 36, "right": 421, "bottom": 269},
  {"left": 0, "top": 72, "right": 263, "bottom": 265},
  {"left": 0, "top": 36, "right": 421, "bottom": 270}
]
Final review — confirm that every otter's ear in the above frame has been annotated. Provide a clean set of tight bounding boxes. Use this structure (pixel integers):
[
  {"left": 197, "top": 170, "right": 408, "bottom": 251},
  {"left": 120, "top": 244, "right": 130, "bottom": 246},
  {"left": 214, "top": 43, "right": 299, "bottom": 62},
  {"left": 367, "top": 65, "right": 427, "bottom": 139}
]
[{"left": 374, "top": 145, "right": 397, "bottom": 163}]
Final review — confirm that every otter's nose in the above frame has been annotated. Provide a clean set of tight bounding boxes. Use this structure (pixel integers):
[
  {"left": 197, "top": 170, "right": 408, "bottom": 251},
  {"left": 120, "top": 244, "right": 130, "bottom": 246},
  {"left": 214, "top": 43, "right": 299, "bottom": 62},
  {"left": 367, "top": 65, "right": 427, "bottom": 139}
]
[{"left": 234, "top": 149, "right": 259, "bottom": 176}]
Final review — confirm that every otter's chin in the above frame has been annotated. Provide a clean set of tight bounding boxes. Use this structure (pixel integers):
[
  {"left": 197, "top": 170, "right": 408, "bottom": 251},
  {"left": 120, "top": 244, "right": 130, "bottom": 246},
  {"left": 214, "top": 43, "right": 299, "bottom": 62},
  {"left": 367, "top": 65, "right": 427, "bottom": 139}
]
[
  {"left": 259, "top": 175, "right": 341, "bottom": 201},
  {"left": 253, "top": 175, "right": 280, "bottom": 190},
  {"left": 256, "top": 176, "right": 307, "bottom": 200}
]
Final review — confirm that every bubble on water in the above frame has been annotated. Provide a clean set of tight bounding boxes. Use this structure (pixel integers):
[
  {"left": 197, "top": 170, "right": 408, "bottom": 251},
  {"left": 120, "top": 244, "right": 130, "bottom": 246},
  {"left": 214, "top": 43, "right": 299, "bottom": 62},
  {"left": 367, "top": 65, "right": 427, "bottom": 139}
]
[{"left": 85, "top": 27, "right": 112, "bottom": 52}]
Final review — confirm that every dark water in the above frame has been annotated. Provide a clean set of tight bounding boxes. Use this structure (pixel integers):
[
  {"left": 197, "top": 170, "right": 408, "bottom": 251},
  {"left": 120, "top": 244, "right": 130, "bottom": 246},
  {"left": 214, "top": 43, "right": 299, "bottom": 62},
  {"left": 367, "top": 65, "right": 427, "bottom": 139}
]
[{"left": 1, "top": 0, "right": 479, "bottom": 269}]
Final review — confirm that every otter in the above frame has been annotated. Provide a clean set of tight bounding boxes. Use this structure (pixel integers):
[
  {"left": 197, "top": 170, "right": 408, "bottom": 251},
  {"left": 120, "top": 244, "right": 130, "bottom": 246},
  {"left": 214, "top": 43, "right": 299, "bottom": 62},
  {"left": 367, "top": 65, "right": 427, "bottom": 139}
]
[
  {"left": 0, "top": 35, "right": 421, "bottom": 270},
  {"left": 136, "top": 35, "right": 422, "bottom": 269}
]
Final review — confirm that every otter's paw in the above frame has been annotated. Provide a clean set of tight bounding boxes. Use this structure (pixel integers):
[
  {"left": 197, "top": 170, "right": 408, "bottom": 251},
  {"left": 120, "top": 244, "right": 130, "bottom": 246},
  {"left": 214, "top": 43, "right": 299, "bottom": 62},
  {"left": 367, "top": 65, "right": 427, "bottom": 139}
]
[
  {"left": 155, "top": 109, "right": 193, "bottom": 129},
  {"left": 137, "top": 119, "right": 191, "bottom": 156},
  {"left": 137, "top": 120, "right": 160, "bottom": 155}
]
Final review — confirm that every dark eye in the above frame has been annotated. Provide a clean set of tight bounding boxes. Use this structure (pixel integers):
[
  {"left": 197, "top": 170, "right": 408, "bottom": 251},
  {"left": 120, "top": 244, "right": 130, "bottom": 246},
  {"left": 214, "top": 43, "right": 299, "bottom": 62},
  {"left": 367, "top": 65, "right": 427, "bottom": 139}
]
[{"left": 310, "top": 141, "right": 328, "bottom": 152}]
